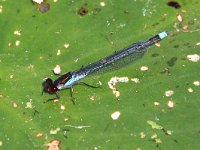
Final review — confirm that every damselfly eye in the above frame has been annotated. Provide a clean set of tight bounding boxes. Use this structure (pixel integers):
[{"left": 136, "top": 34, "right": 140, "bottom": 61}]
[
  {"left": 42, "top": 78, "right": 58, "bottom": 94},
  {"left": 48, "top": 87, "right": 58, "bottom": 93}
]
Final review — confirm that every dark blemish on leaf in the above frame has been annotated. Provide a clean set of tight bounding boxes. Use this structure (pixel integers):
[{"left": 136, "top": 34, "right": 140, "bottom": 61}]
[
  {"left": 17, "top": 9, "right": 20, "bottom": 13},
  {"left": 183, "top": 42, "right": 190, "bottom": 46},
  {"left": 167, "top": 57, "right": 177, "bottom": 67},
  {"left": 92, "top": 8, "right": 101, "bottom": 15},
  {"left": 160, "top": 16, "right": 166, "bottom": 22},
  {"left": 103, "top": 123, "right": 110, "bottom": 132},
  {"left": 167, "top": 1, "right": 181, "bottom": 9},
  {"left": 160, "top": 67, "right": 171, "bottom": 74},
  {"left": 77, "top": 7, "right": 88, "bottom": 16},
  {"left": 152, "top": 22, "right": 159, "bottom": 27},
  {"left": 152, "top": 53, "right": 159, "bottom": 57},
  {"left": 173, "top": 139, "right": 178, "bottom": 143},
  {"left": 188, "top": 20, "right": 195, "bottom": 25},
  {"left": 37, "top": 2, "right": 50, "bottom": 13},
  {"left": 110, "top": 31, "right": 115, "bottom": 35},
  {"left": 124, "top": 10, "right": 129, "bottom": 14},
  {"left": 48, "top": 53, "right": 53, "bottom": 57},
  {"left": 173, "top": 45, "right": 179, "bottom": 48},
  {"left": 183, "top": 42, "right": 191, "bottom": 48},
  {"left": 181, "top": 57, "right": 186, "bottom": 61},
  {"left": 33, "top": 109, "right": 40, "bottom": 117}
]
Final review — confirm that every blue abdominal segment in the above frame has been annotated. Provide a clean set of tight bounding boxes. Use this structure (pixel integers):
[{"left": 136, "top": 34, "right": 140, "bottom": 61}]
[
  {"left": 158, "top": 31, "right": 168, "bottom": 39},
  {"left": 63, "top": 73, "right": 86, "bottom": 88}
]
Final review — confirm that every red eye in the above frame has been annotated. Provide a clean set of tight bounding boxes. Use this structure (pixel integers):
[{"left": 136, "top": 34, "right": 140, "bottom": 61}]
[{"left": 48, "top": 87, "right": 58, "bottom": 93}]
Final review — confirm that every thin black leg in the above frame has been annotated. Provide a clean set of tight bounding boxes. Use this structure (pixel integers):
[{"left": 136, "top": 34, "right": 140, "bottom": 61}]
[
  {"left": 70, "top": 87, "right": 75, "bottom": 105},
  {"left": 43, "top": 92, "right": 60, "bottom": 103},
  {"left": 33, "top": 108, "right": 40, "bottom": 117},
  {"left": 78, "top": 82, "right": 101, "bottom": 88}
]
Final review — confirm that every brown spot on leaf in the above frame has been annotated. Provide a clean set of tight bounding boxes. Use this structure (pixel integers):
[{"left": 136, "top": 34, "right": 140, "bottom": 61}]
[
  {"left": 37, "top": 2, "right": 50, "bottom": 13},
  {"left": 77, "top": 7, "right": 88, "bottom": 16},
  {"left": 167, "top": 57, "right": 178, "bottom": 67},
  {"left": 44, "top": 140, "right": 61, "bottom": 150}
]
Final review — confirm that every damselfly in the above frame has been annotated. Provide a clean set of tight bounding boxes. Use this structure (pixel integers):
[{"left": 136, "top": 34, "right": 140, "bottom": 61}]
[{"left": 42, "top": 32, "right": 168, "bottom": 103}]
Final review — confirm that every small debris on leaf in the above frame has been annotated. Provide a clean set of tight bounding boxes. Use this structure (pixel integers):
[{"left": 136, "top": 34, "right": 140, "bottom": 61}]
[
  {"left": 166, "top": 130, "right": 173, "bottom": 135},
  {"left": 111, "top": 111, "right": 121, "bottom": 120},
  {"left": 131, "top": 78, "right": 140, "bottom": 83},
  {"left": 89, "top": 96, "right": 95, "bottom": 101},
  {"left": 151, "top": 133, "right": 158, "bottom": 139},
  {"left": 155, "top": 138, "right": 162, "bottom": 144},
  {"left": 193, "top": 81, "right": 200, "bottom": 86},
  {"left": 32, "top": 0, "right": 43, "bottom": 4},
  {"left": 188, "top": 88, "right": 193, "bottom": 93},
  {"left": 154, "top": 101, "right": 160, "bottom": 106},
  {"left": 0, "top": 5, "right": 3, "bottom": 13},
  {"left": 64, "top": 117, "right": 69, "bottom": 122},
  {"left": 60, "top": 105, "right": 65, "bottom": 110},
  {"left": 167, "top": 100, "right": 174, "bottom": 108},
  {"left": 64, "top": 124, "right": 91, "bottom": 129},
  {"left": 36, "top": 133, "right": 43, "bottom": 138},
  {"left": 176, "top": 14, "right": 183, "bottom": 22},
  {"left": 155, "top": 42, "right": 160, "bottom": 47},
  {"left": 25, "top": 99, "right": 33, "bottom": 109},
  {"left": 14, "top": 30, "right": 21, "bottom": 36},
  {"left": 8, "top": 42, "right": 12, "bottom": 47},
  {"left": 50, "top": 128, "right": 60, "bottom": 135},
  {"left": 9, "top": 75, "right": 14, "bottom": 79},
  {"left": 56, "top": 49, "right": 61, "bottom": 56},
  {"left": 187, "top": 54, "right": 200, "bottom": 62},
  {"left": 15, "top": 40, "right": 20, "bottom": 46},
  {"left": 147, "top": 120, "right": 163, "bottom": 130},
  {"left": 64, "top": 43, "right": 69, "bottom": 48},
  {"left": 53, "top": 99, "right": 59, "bottom": 102},
  {"left": 100, "top": 2, "right": 106, "bottom": 7},
  {"left": 53, "top": 65, "right": 61, "bottom": 75},
  {"left": 140, "top": 132, "right": 146, "bottom": 138},
  {"left": 44, "top": 140, "right": 61, "bottom": 150},
  {"left": 164, "top": 90, "right": 174, "bottom": 97},
  {"left": 28, "top": 64, "right": 34, "bottom": 70},
  {"left": 74, "top": 58, "right": 79, "bottom": 63},
  {"left": 12, "top": 102, "right": 18, "bottom": 108},
  {"left": 182, "top": 25, "right": 188, "bottom": 30},
  {"left": 181, "top": 9, "right": 187, "bottom": 13},
  {"left": 108, "top": 77, "right": 129, "bottom": 98},
  {"left": 140, "top": 66, "right": 149, "bottom": 71}
]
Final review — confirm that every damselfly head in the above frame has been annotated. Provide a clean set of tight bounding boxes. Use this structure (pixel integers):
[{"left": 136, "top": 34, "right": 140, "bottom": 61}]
[{"left": 42, "top": 78, "right": 58, "bottom": 94}]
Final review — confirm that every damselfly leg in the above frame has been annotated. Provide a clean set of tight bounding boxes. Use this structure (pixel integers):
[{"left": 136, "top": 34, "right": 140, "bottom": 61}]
[
  {"left": 43, "top": 92, "right": 60, "bottom": 103},
  {"left": 70, "top": 87, "right": 75, "bottom": 105}
]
